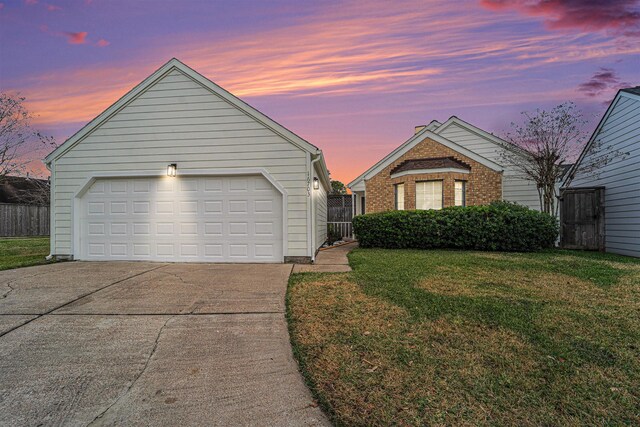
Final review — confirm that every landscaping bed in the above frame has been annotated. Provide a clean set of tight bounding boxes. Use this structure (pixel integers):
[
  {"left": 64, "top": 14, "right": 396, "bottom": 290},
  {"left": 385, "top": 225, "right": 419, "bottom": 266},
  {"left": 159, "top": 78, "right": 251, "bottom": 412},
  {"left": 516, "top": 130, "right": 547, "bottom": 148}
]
[{"left": 287, "top": 248, "right": 640, "bottom": 426}]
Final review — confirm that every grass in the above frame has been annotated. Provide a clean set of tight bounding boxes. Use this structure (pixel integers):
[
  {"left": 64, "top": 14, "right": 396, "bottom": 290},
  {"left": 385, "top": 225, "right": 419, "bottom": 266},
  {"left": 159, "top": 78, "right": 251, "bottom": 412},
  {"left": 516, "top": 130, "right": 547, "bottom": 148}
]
[
  {"left": 287, "top": 248, "right": 640, "bottom": 426},
  {"left": 0, "top": 237, "right": 51, "bottom": 271}
]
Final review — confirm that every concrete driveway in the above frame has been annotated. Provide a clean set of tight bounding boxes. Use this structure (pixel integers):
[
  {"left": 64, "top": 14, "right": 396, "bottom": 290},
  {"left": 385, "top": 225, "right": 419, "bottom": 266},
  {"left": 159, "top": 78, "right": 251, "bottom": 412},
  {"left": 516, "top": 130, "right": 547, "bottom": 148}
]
[{"left": 0, "top": 262, "right": 329, "bottom": 426}]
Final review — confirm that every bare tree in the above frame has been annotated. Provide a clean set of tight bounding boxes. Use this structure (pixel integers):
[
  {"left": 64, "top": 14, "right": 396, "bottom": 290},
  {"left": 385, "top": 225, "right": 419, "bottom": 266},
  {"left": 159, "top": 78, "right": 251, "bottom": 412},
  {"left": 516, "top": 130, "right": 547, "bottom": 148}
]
[
  {"left": 499, "top": 102, "right": 626, "bottom": 216},
  {"left": 0, "top": 93, "right": 56, "bottom": 182},
  {"left": 16, "top": 176, "right": 51, "bottom": 206}
]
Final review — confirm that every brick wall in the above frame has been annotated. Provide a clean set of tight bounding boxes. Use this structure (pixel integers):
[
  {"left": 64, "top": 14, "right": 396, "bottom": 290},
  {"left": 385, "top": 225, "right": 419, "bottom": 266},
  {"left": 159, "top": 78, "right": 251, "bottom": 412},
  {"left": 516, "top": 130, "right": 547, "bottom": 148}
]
[{"left": 365, "top": 137, "right": 502, "bottom": 212}]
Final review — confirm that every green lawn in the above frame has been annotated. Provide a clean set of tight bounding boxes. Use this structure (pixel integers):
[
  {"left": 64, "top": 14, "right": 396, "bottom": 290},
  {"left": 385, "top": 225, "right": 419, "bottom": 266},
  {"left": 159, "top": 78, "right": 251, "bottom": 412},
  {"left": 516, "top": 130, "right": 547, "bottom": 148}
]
[
  {"left": 0, "top": 237, "right": 51, "bottom": 271},
  {"left": 287, "top": 248, "right": 640, "bottom": 426}
]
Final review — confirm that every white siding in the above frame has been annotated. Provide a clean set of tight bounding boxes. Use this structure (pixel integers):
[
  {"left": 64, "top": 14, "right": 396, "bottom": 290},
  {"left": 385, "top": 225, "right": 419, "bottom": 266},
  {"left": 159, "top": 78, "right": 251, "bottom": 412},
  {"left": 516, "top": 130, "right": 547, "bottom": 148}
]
[
  {"left": 570, "top": 94, "right": 640, "bottom": 257},
  {"left": 51, "top": 68, "right": 311, "bottom": 257},
  {"left": 437, "top": 123, "right": 541, "bottom": 210},
  {"left": 314, "top": 165, "right": 328, "bottom": 251}
]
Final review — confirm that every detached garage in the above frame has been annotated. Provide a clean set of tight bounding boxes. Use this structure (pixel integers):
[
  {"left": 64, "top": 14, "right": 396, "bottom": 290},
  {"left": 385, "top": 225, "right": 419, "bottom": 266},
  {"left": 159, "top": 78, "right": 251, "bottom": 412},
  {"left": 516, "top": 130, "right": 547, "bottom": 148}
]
[{"left": 45, "top": 58, "right": 330, "bottom": 263}]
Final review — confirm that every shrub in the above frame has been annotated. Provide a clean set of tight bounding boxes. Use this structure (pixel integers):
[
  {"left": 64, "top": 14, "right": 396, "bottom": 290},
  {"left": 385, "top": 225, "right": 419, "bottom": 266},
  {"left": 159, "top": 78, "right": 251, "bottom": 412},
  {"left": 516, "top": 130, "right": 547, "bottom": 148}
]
[{"left": 352, "top": 201, "right": 558, "bottom": 251}]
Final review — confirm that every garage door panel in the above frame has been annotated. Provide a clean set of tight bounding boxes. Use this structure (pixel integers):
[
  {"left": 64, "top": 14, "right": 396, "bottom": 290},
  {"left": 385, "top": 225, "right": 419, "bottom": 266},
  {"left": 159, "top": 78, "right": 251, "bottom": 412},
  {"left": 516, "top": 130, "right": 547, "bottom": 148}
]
[{"left": 79, "top": 175, "right": 283, "bottom": 262}]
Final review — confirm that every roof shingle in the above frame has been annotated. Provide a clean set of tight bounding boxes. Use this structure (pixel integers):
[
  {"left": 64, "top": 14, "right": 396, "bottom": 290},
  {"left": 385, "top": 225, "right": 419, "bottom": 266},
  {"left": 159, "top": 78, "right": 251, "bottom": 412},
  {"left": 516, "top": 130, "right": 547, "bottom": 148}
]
[
  {"left": 390, "top": 156, "right": 471, "bottom": 175},
  {"left": 622, "top": 86, "right": 640, "bottom": 96}
]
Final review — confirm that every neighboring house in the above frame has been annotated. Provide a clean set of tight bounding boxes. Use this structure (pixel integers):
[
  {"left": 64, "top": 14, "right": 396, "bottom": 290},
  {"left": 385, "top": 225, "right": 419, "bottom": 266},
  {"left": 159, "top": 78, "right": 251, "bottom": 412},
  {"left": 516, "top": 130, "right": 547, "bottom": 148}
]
[
  {"left": 348, "top": 116, "right": 540, "bottom": 214},
  {"left": 45, "top": 58, "right": 330, "bottom": 263},
  {"left": 0, "top": 175, "right": 50, "bottom": 205},
  {"left": 562, "top": 87, "right": 640, "bottom": 258}
]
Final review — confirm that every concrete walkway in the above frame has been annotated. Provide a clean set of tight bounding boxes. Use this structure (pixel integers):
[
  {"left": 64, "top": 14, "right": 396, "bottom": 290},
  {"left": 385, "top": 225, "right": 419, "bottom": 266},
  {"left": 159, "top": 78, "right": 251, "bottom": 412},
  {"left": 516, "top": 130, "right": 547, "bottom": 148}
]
[
  {"left": 0, "top": 262, "right": 329, "bottom": 426},
  {"left": 292, "top": 242, "right": 357, "bottom": 273}
]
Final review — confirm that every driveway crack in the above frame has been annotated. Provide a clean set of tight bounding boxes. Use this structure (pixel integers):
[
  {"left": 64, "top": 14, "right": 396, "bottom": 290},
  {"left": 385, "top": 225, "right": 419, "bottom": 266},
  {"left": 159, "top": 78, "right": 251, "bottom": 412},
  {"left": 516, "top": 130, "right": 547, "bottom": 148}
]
[
  {"left": 1, "top": 269, "right": 54, "bottom": 299},
  {"left": 86, "top": 316, "right": 173, "bottom": 426},
  {"left": 1, "top": 282, "right": 15, "bottom": 299},
  {"left": 0, "top": 264, "right": 166, "bottom": 339}
]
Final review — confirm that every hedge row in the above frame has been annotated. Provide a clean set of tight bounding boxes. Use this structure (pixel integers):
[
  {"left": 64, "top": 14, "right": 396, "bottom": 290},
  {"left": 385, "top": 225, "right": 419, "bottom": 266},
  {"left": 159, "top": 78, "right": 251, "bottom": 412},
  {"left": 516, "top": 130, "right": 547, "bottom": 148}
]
[{"left": 352, "top": 201, "right": 558, "bottom": 252}]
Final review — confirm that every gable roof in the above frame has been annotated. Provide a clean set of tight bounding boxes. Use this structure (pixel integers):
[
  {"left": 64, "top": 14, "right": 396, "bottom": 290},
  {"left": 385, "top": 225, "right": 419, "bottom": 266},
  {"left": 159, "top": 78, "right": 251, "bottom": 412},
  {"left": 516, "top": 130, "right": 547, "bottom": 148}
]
[
  {"left": 562, "top": 88, "right": 640, "bottom": 187},
  {"left": 434, "top": 115, "right": 528, "bottom": 156},
  {"left": 391, "top": 157, "right": 470, "bottom": 175},
  {"left": 44, "top": 58, "right": 327, "bottom": 179},
  {"left": 348, "top": 119, "right": 503, "bottom": 188}
]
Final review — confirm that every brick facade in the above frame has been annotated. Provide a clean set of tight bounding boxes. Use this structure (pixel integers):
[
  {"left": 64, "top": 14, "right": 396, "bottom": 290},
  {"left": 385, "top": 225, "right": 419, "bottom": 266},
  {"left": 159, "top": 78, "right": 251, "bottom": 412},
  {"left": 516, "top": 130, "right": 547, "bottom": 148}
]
[{"left": 365, "top": 137, "right": 502, "bottom": 212}]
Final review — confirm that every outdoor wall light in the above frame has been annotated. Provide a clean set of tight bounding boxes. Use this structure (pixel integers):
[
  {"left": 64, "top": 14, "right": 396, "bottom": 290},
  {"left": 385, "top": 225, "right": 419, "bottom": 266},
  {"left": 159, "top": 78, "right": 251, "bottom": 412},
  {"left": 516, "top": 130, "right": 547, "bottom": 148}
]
[
  {"left": 313, "top": 177, "right": 319, "bottom": 190},
  {"left": 167, "top": 163, "right": 177, "bottom": 177}
]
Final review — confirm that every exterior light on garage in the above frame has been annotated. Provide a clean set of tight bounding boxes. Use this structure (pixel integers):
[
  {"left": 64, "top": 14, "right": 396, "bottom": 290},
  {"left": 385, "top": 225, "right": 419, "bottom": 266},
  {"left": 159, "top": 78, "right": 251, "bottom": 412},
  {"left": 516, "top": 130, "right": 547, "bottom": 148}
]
[
  {"left": 167, "top": 163, "right": 177, "bottom": 177},
  {"left": 313, "top": 177, "right": 319, "bottom": 190}
]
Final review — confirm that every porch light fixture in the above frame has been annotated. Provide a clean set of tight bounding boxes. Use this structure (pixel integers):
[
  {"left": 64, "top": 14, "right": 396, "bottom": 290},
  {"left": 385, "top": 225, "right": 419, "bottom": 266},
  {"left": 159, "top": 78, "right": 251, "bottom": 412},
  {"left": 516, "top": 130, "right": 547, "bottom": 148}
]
[
  {"left": 313, "top": 177, "right": 319, "bottom": 190},
  {"left": 167, "top": 163, "right": 177, "bottom": 177}
]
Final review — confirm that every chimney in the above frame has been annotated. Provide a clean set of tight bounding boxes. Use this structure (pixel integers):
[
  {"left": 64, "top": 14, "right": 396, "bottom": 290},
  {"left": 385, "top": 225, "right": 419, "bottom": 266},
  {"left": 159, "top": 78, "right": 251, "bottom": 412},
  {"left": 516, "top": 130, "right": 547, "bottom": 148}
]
[{"left": 414, "top": 125, "right": 426, "bottom": 134}]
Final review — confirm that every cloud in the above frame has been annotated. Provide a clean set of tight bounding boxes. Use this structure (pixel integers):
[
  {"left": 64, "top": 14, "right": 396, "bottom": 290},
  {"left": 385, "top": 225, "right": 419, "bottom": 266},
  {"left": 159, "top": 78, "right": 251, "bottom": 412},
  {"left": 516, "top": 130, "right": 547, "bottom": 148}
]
[
  {"left": 480, "top": 0, "right": 640, "bottom": 36},
  {"left": 7, "top": 0, "right": 640, "bottom": 129},
  {"left": 578, "top": 67, "right": 631, "bottom": 97},
  {"left": 24, "top": 0, "right": 38, "bottom": 4},
  {"left": 45, "top": 3, "right": 61, "bottom": 11},
  {"left": 64, "top": 31, "right": 88, "bottom": 44},
  {"left": 0, "top": 3, "right": 4, "bottom": 10},
  {"left": 40, "top": 26, "right": 105, "bottom": 46}
]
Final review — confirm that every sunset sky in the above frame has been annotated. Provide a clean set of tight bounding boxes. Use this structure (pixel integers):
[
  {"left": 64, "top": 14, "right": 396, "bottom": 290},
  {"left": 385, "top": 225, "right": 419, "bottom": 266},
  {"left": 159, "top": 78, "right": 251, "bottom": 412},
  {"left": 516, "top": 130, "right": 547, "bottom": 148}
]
[{"left": 1, "top": 0, "right": 639, "bottom": 183}]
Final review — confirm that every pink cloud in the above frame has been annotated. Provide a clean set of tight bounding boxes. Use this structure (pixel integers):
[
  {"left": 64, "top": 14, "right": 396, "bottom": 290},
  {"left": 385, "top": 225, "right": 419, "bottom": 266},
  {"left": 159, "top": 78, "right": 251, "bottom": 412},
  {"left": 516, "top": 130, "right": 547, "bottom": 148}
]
[
  {"left": 41, "top": 25, "right": 108, "bottom": 47},
  {"left": 578, "top": 68, "right": 631, "bottom": 97},
  {"left": 480, "top": 0, "right": 640, "bottom": 36},
  {"left": 0, "top": 3, "right": 4, "bottom": 10},
  {"left": 24, "top": 0, "right": 38, "bottom": 4},
  {"left": 46, "top": 3, "right": 61, "bottom": 11},
  {"left": 65, "top": 31, "right": 88, "bottom": 45}
]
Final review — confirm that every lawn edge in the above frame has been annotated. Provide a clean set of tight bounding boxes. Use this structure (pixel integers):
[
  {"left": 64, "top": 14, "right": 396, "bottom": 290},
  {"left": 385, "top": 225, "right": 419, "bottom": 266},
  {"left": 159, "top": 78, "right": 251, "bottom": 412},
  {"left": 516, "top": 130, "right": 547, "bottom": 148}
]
[{"left": 286, "top": 272, "right": 343, "bottom": 427}]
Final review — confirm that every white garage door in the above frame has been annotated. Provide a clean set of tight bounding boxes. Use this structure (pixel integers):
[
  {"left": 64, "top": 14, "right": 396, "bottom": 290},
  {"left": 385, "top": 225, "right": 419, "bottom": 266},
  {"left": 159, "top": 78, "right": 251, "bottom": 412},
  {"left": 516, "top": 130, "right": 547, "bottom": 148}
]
[{"left": 78, "top": 175, "right": 283, "bottom": 263}]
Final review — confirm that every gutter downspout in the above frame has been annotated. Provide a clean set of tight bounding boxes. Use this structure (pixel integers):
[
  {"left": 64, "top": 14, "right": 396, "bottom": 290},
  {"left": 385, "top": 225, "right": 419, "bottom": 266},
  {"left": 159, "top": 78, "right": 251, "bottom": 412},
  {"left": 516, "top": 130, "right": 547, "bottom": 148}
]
[
  {"left": 45, "top": 160, "right": 54, "bottom": 261},
  {"left": 310, "top": 153, "right": 322, "bottom": 262}
]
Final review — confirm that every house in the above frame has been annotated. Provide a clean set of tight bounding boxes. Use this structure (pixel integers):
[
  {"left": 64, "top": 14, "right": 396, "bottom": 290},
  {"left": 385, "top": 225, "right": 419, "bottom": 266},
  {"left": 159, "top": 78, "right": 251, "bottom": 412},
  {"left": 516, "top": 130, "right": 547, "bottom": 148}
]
[
  {"left": 44, "top": 58, "right": 330, "bottom": 263},
  {"left": 561, "top": 87, "right": 640, "bottom": 258},
  {"left": 348, "top": 116, "right": 540, "bottom": 214}
]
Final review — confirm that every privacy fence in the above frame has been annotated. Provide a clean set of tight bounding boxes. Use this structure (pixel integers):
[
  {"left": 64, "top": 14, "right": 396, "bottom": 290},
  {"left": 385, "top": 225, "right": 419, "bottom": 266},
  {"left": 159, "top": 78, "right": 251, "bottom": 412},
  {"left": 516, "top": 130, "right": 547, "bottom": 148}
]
[
  {"left": 0, "top": 203, "right": 50, "bottom": 237},
  {"left": 327, "top": 195, "right": 353, "bottom": 239}
]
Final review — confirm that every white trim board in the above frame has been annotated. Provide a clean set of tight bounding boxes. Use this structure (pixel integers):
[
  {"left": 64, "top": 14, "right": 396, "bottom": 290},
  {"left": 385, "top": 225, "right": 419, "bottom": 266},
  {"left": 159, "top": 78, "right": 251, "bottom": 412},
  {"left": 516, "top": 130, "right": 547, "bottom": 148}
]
[{"left": 71, "top": 168, "right": 289, "bottom": 262}]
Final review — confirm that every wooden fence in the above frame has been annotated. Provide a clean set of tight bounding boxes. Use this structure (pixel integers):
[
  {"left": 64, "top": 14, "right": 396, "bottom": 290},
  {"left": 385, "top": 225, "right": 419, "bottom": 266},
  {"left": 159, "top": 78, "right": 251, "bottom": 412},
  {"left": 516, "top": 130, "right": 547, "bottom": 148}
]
[
  {"left": 327, "top": 195, "right": 353, "bottom": 239},
  {"left": 0, "top": 203, "right": 50, "bottom": 237}
]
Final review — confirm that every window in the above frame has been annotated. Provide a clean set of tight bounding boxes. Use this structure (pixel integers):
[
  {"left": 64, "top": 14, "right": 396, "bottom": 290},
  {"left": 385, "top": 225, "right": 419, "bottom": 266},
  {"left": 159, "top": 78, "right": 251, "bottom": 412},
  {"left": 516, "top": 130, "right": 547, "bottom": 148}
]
[
  {"left": 394, "top": 183, "right": 405, "bottom": 210},
  {"left": 416, "top": 181, "right": 443, "bottom": 210},
  {"left": 455, "top": 180, "right": 466, "bottom": 207}
]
